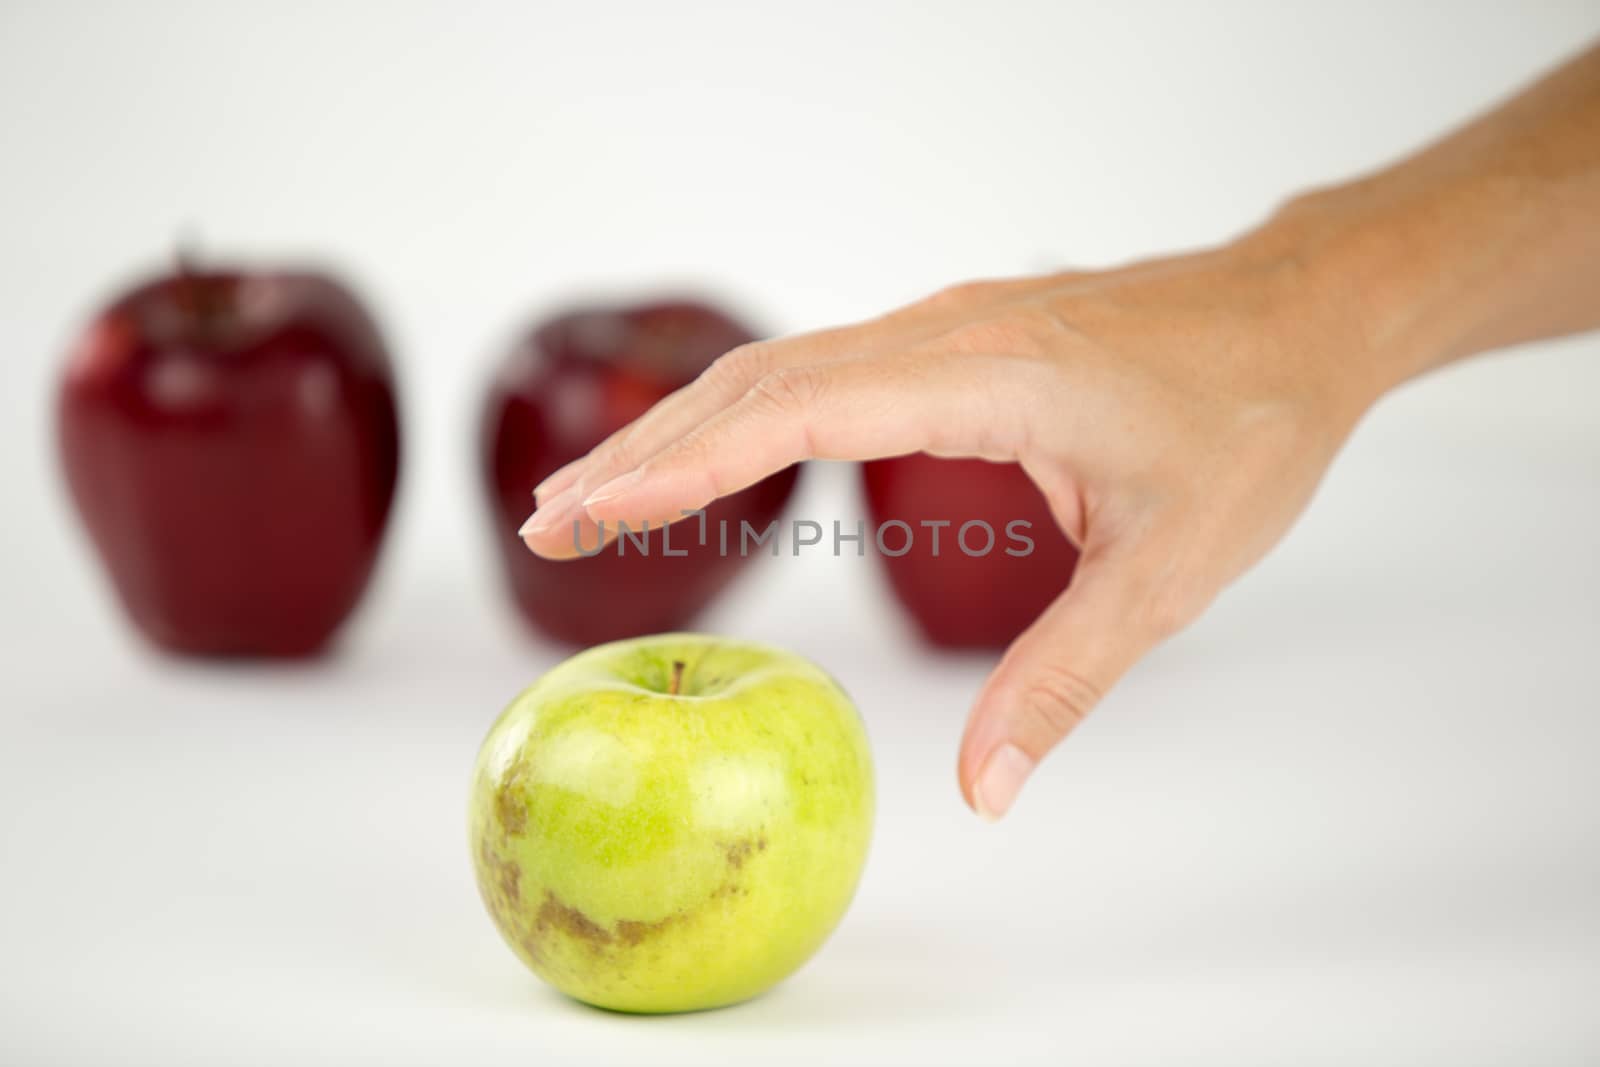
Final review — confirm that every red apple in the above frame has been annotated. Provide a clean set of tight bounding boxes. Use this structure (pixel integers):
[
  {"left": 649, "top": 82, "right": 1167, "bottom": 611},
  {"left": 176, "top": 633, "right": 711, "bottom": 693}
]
[
  {"left": 482, "top": 300, "right": 799, "bottom": 645},
  {"left": 861, "top": 455, "right": 1079, "bottom": 648},
  {"left": 57, "top": 264, "right": 401, "bottom": 657}
]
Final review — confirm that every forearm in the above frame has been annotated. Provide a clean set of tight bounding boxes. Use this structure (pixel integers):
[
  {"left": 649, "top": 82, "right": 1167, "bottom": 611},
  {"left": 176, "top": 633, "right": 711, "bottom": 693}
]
[{"left": 1258, "top": 40, "right": 1600, "bottom": 399}]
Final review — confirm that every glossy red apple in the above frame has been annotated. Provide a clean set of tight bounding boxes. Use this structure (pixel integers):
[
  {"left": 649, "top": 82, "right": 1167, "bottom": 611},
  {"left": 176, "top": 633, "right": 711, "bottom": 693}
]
[
  {"left": 482, "top": 300, "right": 799, "bottom": 645},
  {"left": 57, "top": 264, "right": 401, "bottom": 657},
  {"left": 861, "top": 455, "right": 1079, "bottom": 648}
]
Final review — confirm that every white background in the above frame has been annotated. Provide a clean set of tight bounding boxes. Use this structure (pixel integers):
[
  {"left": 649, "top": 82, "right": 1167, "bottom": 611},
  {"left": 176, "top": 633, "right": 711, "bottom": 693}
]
[{"left": 2, "top": 2, "right": 1598, "bottom": 1064}]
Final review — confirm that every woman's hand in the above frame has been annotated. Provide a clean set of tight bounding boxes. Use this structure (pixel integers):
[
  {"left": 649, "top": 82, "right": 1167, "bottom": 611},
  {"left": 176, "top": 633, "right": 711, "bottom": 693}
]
[
  {"left": 519, "top": 233, "right": 1381, "bottom": 820},
  {"left": 519, "top": 40, "right": 1600, "bottom": 819}
]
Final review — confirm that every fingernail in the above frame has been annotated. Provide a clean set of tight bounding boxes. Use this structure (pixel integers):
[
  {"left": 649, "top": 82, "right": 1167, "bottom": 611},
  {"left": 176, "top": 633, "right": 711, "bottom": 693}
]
[
  {"left": 973, "top": 744, "right": 1034, "bottom": 822},
  {"left": 519, "top": 485, "right": 581, "bottom": 539},
  {"left": 533, "top": 466, "right": 579, "bottom": 504},
  {"left": 581, "top": 469, "right": 644, "bottom": 509}
]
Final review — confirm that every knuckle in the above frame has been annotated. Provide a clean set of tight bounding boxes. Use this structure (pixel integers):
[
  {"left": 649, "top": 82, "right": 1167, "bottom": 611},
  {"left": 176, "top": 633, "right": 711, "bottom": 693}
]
[
  {"left": 749, "top": 365, "right": 825, "bottom": 414},
  {"left": 583, "top": 432, "right": 633, "bottom": 478},
  {"left": 1138, "top": 600, "right": 1189, "bottom": 642},
  {"left": 1134, "top": 578, "right": 1204, "bottom": 640},
  {"left": 704, "top": 342, "right": 775, "bottom": 390},
  {"left": 921, "top": 279, "right": 1001, "bottom": 312},
  {"left": 941, "top": 315, "right": 1044, "bottom": 358},
  {"left": 666, "top": 431, "right": 723, "bottom": 491},
  {"left": 1097, "top": 534, "right": 1209, "bottom": 643},
  {"left": 1239, "top": 400, "right": 1331, "bottom": 467},
  {"left": 1016, "top": 662, "right": 1102, "bottom": 740}
]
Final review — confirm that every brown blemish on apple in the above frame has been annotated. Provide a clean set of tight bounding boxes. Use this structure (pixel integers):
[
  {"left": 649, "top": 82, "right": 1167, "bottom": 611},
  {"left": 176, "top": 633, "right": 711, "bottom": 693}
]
[
  {"left": 476, "top": 838, "right": 522, "bottom": 907},
  {"left": 710, "top": 879, "right": 750, "bottom": 900},
  {"left": 518, "top": 929, "right": 548, "bottom": 967},
  {"left": 474, "top": 842, "right": 531, "bottom": 964},
  {"left": 525, "top": 886, "right": 737, "bottom": 956},
  {"left": 723, "top": 835, "right": 769, "bottom": 869},
  {"left": 615, "top": 916, "right": 676, "bottom": 946},
  {"left": 541, "top": 891, "right": 679, "bottom": 948},
  {"left": 536, "top": 891, "right": 610, "bottom": 945},
  {"left": 494, "top": 762, "right": 531, "bottom": 837},
  {"left": 494, "top": 782, "right": 528, "bottom": 836}
]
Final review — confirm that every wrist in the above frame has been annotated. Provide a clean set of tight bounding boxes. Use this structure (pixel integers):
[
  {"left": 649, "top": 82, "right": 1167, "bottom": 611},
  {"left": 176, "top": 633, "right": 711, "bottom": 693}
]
[
  {"left": 1247, "top": 159, "right": 1573, "bottom": 398},
  {"left": 1215, "top": 189, "right": 1419, "bottom": 427},
  {"left": 1259, "top": 181, "right": 1464, "bottom": 394}
]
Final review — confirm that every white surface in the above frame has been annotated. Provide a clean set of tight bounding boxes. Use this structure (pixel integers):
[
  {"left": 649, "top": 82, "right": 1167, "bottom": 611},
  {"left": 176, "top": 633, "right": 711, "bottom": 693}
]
[{"left": 2, "top": 3, "right": 1599, "bottom": 1065}]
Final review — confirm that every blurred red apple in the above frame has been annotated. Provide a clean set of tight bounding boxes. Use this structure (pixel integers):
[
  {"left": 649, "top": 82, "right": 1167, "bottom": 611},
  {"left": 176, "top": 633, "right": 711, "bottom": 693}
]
[
  {"left": 482, "top": 300, "right": 798, "bottom": 645},
  {"left": 861, "top": 455, "right": 1079, "bottom": 648},
  {"left": 56, "top": 264, "right": 401, "bottom": 657}
]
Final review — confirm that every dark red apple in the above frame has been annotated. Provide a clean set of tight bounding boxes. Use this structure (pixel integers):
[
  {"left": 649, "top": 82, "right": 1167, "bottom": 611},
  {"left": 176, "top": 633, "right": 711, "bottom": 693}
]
[
  {"left": 482, "top": 300, "right": 798, "bottom": 645},
  {"left": 861, "top": 455, "right": 1079, "bottom": 648},
  {"left": 57, "top": 264, "right": 401, "bottom": 657}
]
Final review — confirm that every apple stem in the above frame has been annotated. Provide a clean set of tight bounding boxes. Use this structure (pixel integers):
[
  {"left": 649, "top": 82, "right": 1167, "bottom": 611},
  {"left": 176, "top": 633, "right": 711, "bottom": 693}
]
[
  {"left": 669, "top": 660, "right": 686, "bottom": 696},
  {"left": 173, "top": 235, "right": 205, "bottom": 317}
]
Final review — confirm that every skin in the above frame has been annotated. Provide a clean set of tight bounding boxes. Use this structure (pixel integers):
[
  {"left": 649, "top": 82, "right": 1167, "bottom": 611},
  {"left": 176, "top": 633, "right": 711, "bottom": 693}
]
[
  {"left": 520, "top": 42, "right": 1600, "bottom": 821},
  {"left": 469, "top": 634, "right": 873, "bottom": 1013}
]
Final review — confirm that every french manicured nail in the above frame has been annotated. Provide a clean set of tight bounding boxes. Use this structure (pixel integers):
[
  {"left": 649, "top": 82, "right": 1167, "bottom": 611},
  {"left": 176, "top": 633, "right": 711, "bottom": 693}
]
[
  {"left": 519, "top": 485, "right": 581, "bottom": 539},
  {"left": 581, "top": 469, "right": 645, "bottom": 509},
  {"left": 973, "top": 743, "right": 1034, "bottom": 822}
]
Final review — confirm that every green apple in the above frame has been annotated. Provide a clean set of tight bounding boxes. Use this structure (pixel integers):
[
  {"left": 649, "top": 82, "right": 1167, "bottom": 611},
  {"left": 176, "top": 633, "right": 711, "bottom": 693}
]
[{"left": 468, "top": 633, "right": 875, "bottom": 1013}]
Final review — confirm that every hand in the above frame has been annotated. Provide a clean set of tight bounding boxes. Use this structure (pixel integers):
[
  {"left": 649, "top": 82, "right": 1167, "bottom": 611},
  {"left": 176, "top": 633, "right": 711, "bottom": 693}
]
[
  {"left": 520, "top": 232, "right": 1381, "bottom": 819},
  {"left": 518, "top": 40, "right": 1600, "bottom": 819}
]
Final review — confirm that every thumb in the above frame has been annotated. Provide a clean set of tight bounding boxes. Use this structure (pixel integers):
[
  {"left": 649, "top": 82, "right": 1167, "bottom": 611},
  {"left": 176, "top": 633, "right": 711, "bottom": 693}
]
[{"left": 958, "top": 548, "right": 1178, "bottom": 821}]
